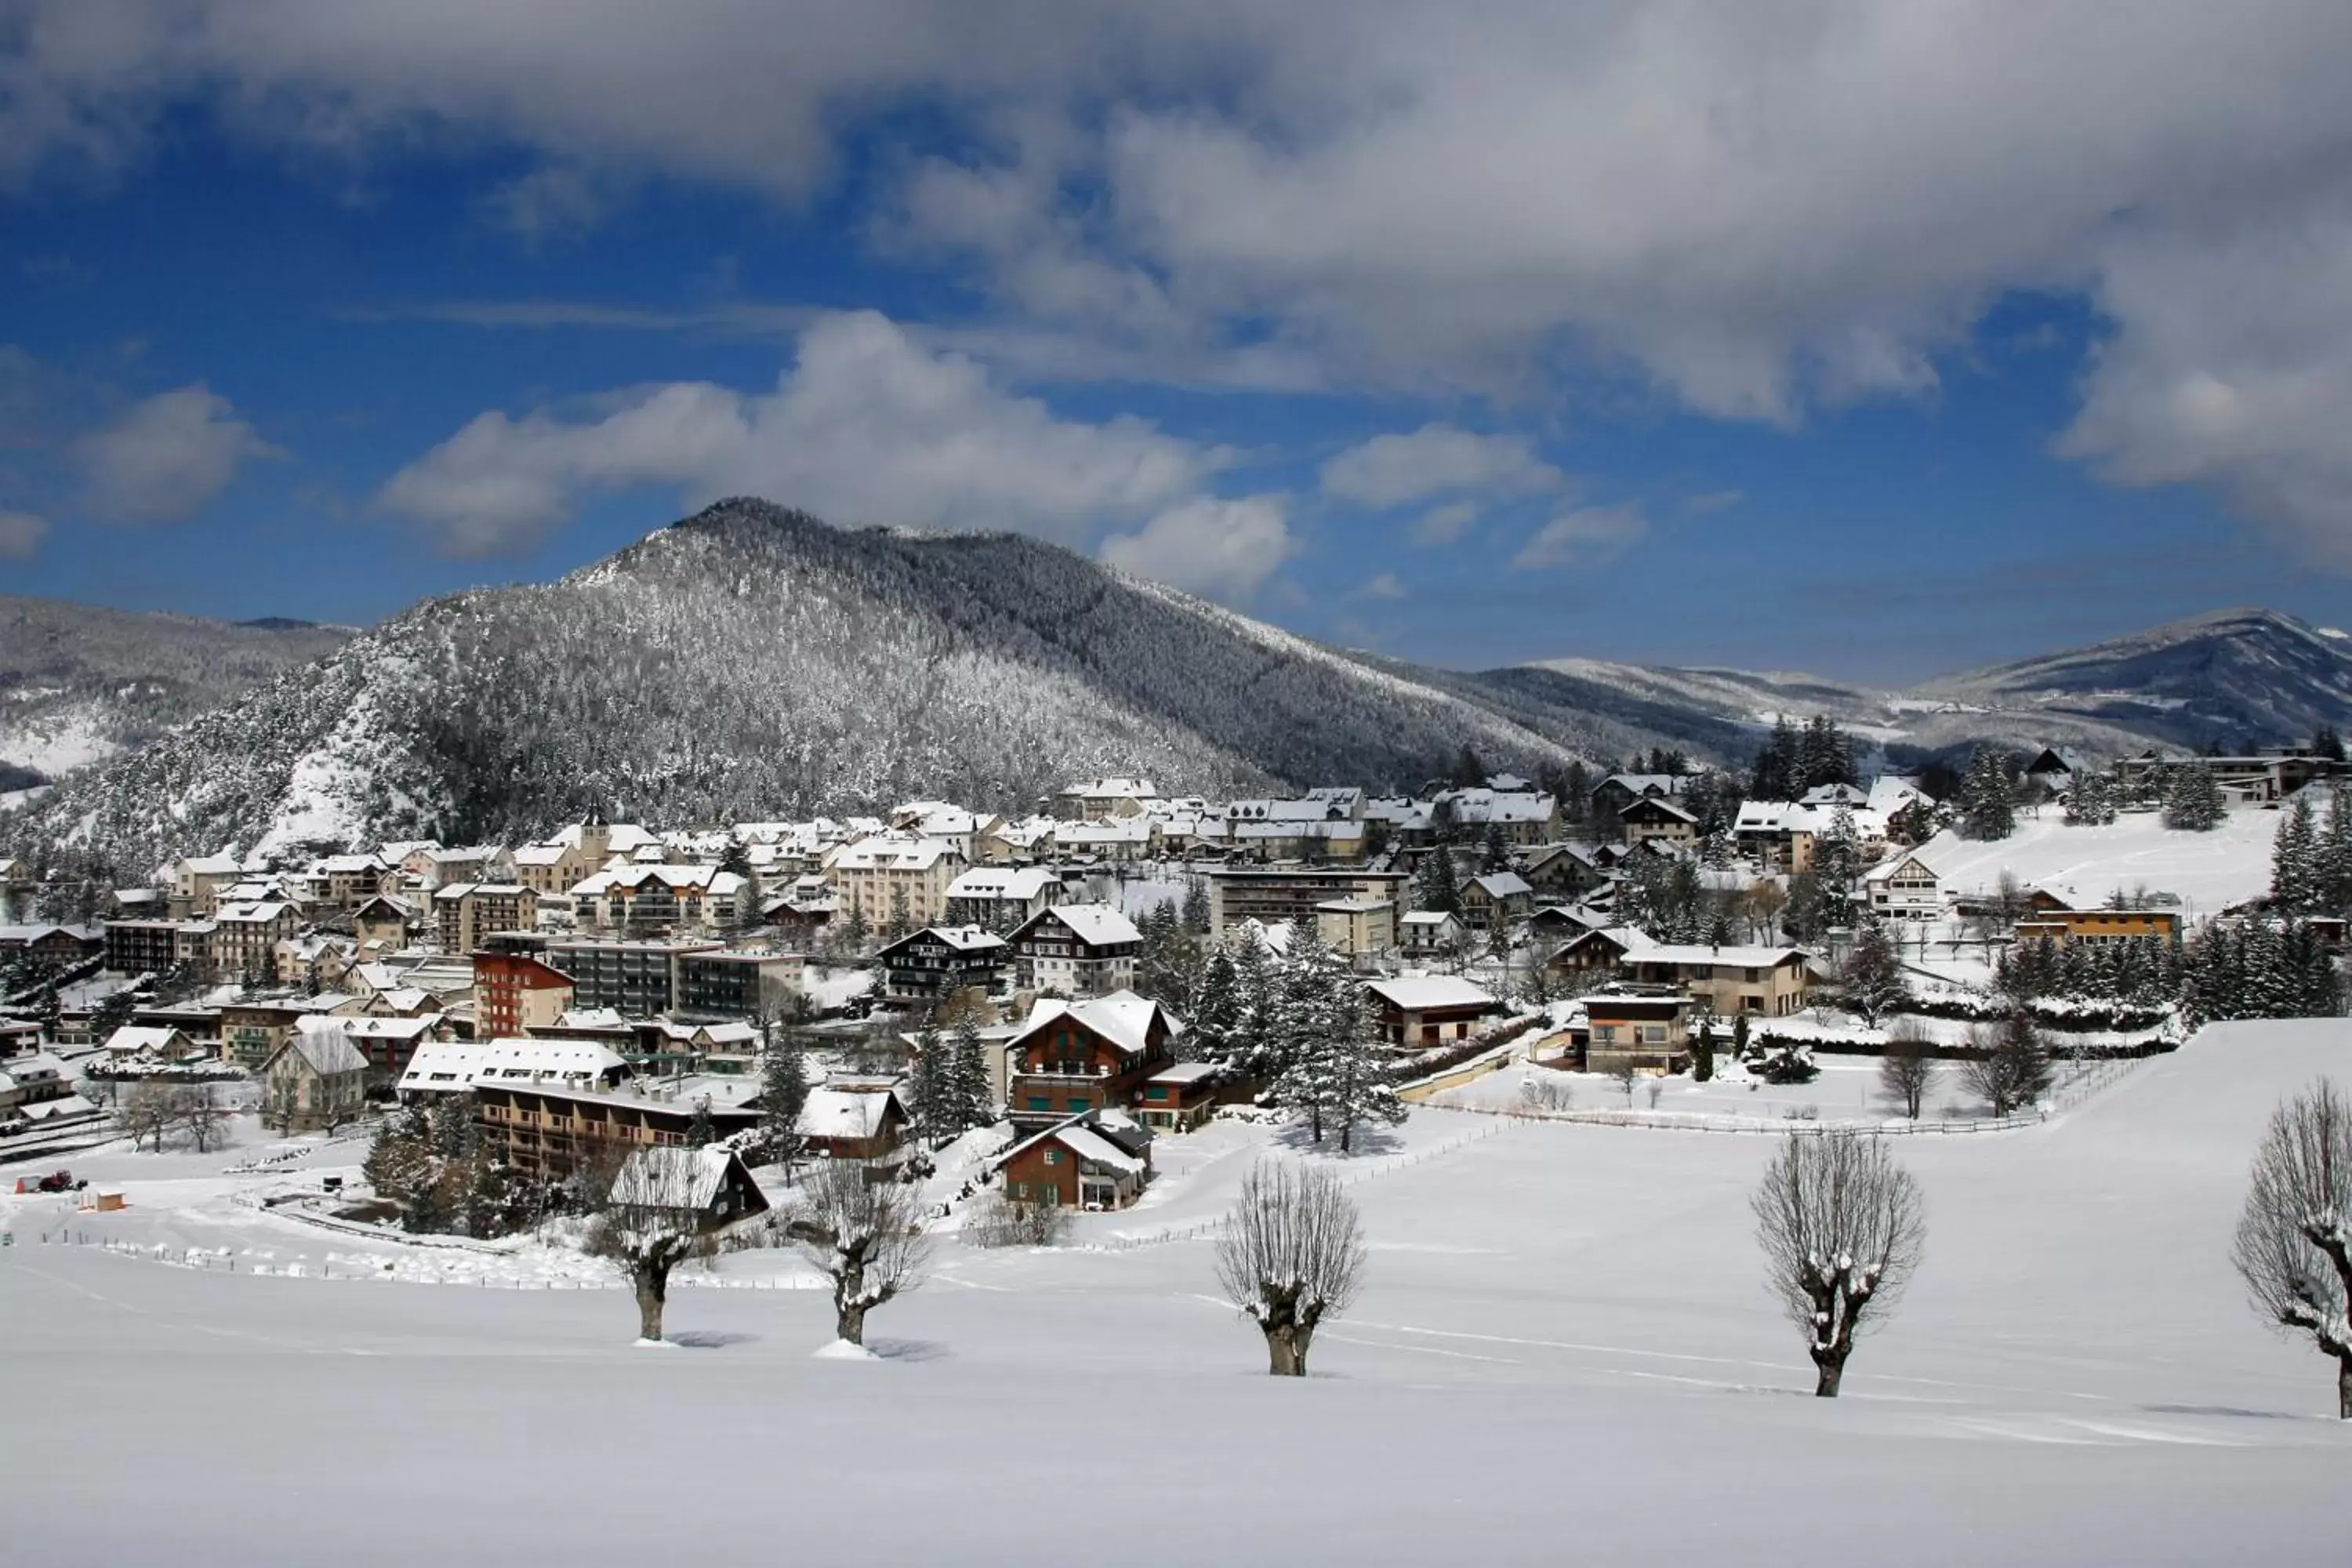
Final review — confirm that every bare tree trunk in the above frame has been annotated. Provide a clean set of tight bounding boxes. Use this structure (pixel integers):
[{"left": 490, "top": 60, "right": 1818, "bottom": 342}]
[
  {"left": 837, "top": 1300, "right": 869, "bottom": 1346},
  {"left": 1265, "top": 1322, "right": 1311, "bottom": 1376},
  {"left": 1813, "top": 1352, "right": 1846, "bottom": 1398},
  {"left": 2339, "top": 1353, "right": 2351, "bottom": 1421},
  {"left": 634, "top": 1264, "right": 668, "bottom": 1341}
]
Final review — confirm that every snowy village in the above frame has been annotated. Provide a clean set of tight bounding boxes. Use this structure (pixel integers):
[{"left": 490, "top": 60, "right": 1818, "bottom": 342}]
[
  {"left": 5, "top": 726, "right": 2350, "bottom": 1411},
  {"left": 9, "top": 7, "right": 2352, "bottom": 1563}
]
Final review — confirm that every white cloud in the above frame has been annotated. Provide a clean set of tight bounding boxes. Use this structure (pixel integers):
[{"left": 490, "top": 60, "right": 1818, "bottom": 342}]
[
  {"left": 1320, "top": 423, "right": 1563, "bottom": 508},
  {"left": 478, "top": 163, "right": 617, "bottom": 243},
  {"left": 13, "top": 4, "right": 2352, "bottom": 564},
  {"left": 1510, "top": 506, "right": 1648, "bottom": 572},
  {"left": 1099, "top": 494, "right": 1294, "bottom": 604},
  {"left": 1347, "top": 570, "right": 1406, "bottom": 601},
  {"left": 378, "top": 310, "right": 1225, "bottom": 556},
  {"left": 74, "top": 383, "right": 281, "bottom": 522},
  {"left": 0, "top": 510, "right": 49, "bottom": 559},
  {"left": 1410, "top": 500, "right": 1479, "bottom": 547},
  {"left": 2056, "top": 205, "right": 2352, "bottom": 571}
]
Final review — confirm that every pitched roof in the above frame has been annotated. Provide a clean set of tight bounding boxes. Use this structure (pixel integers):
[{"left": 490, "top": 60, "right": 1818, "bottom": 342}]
[
  {"left": 608, "top": 1145, "right": 752, "bottom": 1210},
  {"left": 796, "top": 1086, "right": 902, "bottom": 1141},
  {"left": 1021, "top": 902, "right": 1141, "bottom": 947},
  {"left": 1363, "top": 976, "right": 1494, "bottom": 1011},
  {"left": 877, "top": 924, "right": 1007, "bottom": 958},
  {"left": 284, "top": 1028, "right": 368, "bottom": 1077},
  {"left": 1010, "top": 989, "right": 1169, "bottom": 1059}
]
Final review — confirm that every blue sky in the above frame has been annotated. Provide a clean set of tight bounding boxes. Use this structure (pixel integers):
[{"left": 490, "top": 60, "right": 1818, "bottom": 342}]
[{"left": 4, "top": 3, "right": 2350, "bottom": 683}]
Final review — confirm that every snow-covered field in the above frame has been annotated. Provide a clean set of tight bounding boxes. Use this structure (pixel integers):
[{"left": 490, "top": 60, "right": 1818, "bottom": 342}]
[
  {"left": 5, "top": 1022, "right": 2349, "bottom": 1565},
  {"left": 1915, "top": 804, "right": 2285, "bottom": 916}
]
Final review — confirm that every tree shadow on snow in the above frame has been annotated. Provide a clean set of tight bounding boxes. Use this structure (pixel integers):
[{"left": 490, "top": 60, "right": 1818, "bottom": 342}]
[
  {"left": 666, "top": 1330, "right": 760, "bottom": 1350},
  {"left": 2138, "top": 1402, "right": 2318, "bottom": 1423},
  {"left": 1269, "top": 1124, "right": 1406, "bottom": 1159},
  {"left": 864, "top": 1338, "right": 951, "bottom": 1363}
]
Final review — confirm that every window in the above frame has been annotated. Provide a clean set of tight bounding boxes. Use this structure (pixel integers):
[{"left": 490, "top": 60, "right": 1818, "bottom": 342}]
[
  {"left": 1066, "top": 1097, "right": 1091, "bottom": 1114},
  {"left": 1044, "top": 1149, "right": 1061, "bottom": 1166},
  {"left": 1027, "top": 1096, "right": 1051, "bottom": 1112},
  {"left": 1592, "top": 1024, "right": 1617, "bottom": 1043},
  {"left": 1640, "top": 1025, "right": 1666, "bottom": 1044}
]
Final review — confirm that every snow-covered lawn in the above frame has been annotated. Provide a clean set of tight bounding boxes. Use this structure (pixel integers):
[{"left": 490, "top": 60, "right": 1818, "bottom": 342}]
[
  {"left": 1914, "top": 804, "right": 2284, "bottom": 916},
  {"left": 5, "top": 1022, "right": 2349, "bottom": 1565}
]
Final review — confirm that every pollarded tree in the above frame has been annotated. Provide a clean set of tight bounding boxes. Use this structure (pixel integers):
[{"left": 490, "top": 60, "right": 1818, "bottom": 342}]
[
  {"left": 2230, "top": 1077, "right": 2352, "bottom": 1418},
  {"left": 1213, "top": 1159, "right": 1368, "bottom": 1377},
  {"left": 584, "top": 1146, "right": 730, "bottom": 1344},
  {"left": 1842, "top": 911, "right": 1909, "bottom": 1028},
  {"left": 1751, "top": 1130, "right": 1926, "bottom": 1397},
  {"left": 784, "top": 1158, "right": 931, "bottom": 1348}
]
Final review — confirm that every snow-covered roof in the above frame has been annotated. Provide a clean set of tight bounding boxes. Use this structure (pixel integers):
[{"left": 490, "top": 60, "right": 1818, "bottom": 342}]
[
  {"left": 1465, "top": 872, "right": 1533, "bottom": 898},
  {"left": 1599, "top": 774, "right": 1686, "bottom": 797},
  {"left": 283, "top": 1028, "right": 368, "bottom": 1077},
  {"left": 103, "top": 1025, "right": 187, "bottom": 1056},
  {"left": 1399, "top": 909, "right": 1460, "bottom": 928},
  {"left": 1147, "top": 1062, "right": 1221, "bottom": 1085},
  {"left": 1054, "top": 1124, "right": 1148, "bottom": 1174},
  {"left": 994, "top": 1111, "right": 1151, "bottom": 1176},
  {"left": 827, "top": 835, "right": 958, "bottom": 873},
  {"left": 1026, "top": 902, "right": 1141, "bottom": 947},
  {"left": 1619, "top": 797, "right": 1698, "bottom": 824},
  {"left": 1363, "top": 976, "right": 1495, "bottom": 1012},
  {"left": 796, "top": 1086, "right": 901, "bottom": 1141},
  {"left": 299, "top": 1012, "right": 438, "bottom": 1042},
  {"left": 1624, "top": 943, "right": 1809, "bottom": 968},
  {"left": 397, "top": 1037, "right": 626, "bottom": 1092},
  {"left": 946, "top": 866, "right": 1059, "bottom": 901},
  {"left": 880, "top": 924, "right": 1007, "bottom": 956},
  {"left": 1011, "top": 989, "right": 1169, "bottom": 1059},
  {"left": 608, "top": 1145, "right": 741, "bottom": 1210},
  {"left": 1061, "top": 777, "right": 1158, "bottom": 800}
]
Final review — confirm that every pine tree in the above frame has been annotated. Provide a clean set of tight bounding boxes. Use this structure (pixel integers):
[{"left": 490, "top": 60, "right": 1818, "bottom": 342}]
[
  {"left": 1842, "top": 912, "right": 1909, "bottom": 1027},
  {"left": 1412, "top": 848, "right": 1461, "bottom": 913},
  {"left": 909, "top": 1029, "right": 950, "bottom": 1145},
  {"left": 1180, "top": 878, "right": 1211, "bottom": 935},
  {"left": 1271, "top": 978, "right": 1403, "bottom": 1152},
  {"left": 2063, "top": 771, "right": 2118, "bottom": 826},
  {"left": 2271, "top": 797, "right": 2320, "bottom": 913},
  {"left": 1751, "top": 717, "right": 1800, "bottom": 802},
  {"left": 1958, "top": 746, "right": 2016, "bottom": 840},
  {"left": 759, "top": 1030, "right": 810, "bottom": 1163},
  {"left": 2162, "top": 760, "right": 2226, "bottom": 832},
  {"left": 2321, "top": 788, "right": 2352, "bottom": 917},
  {"left": 1185, "top": 949, "right": 1243, "bottom": 1070},
  {"left": 949, "top": 1017, "right": 996, "bottom": 1128},
  {"left": 1480, "top": 821, "right": 1509, "bottom": 873}
]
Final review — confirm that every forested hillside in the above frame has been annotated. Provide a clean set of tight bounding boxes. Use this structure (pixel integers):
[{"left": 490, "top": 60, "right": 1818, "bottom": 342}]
[{"left": 0, "top": 501, "right": 1636, "bottom": 874}]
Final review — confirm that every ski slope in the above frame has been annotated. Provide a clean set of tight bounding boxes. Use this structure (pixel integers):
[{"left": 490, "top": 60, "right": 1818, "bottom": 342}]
[{"left": 3, "top": 1021, "right": 2347, "bottom": 1566}]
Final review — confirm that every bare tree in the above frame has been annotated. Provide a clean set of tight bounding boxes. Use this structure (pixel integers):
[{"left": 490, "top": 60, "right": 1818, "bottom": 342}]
[
  {"left": 1959, "top": 1012, "right": 2052, "bottom": 1118},
  {"left": 583, "top": 1145, "right": 727, "bottom": 1343},
  {"left": 1878, "top": 1033, "right": 1936, "bottom": 1121},
  {"left": 784, "top": 1160, "right": 931, "bottom": 1347},
  {"left": 122, "top": 1080, "right": 183, "bottom": 1152},
  {"left": 1213, "top": 1159, "right": 1367, "bottom": 1377},
  {"left": 1612, "top": 1062, "right": 1639, "bottom": 1107},
  {"left": 1751, "top": 1131, "right": 1926, "bottom": 1397},
  {"left": 2230, "top": 1078, "right": 2352, "bottom": 1418},
  {"left": 179, "top": 1084, "right": 230, "bottom": 1153}
]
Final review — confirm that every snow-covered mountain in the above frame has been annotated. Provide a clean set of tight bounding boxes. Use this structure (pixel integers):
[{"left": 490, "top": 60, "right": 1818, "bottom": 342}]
[
  {"left": 0, "top": 597, "right": 352, "bottom": 790},
  {"left": 0, "top": 501, "right": 1668, "bottom": 873},
  {"left": 4, "top": 505, "right": 2341, "bottom": 880},
  {"left": 1916, "top": 608, "right": 2352, "bottom": 750},
  {"left": 1512, "top": 608, "right": 2352, "bottom": 759}
]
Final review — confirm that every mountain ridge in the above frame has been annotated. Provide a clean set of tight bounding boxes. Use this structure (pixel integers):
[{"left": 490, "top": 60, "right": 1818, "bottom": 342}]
[{"left": 2, "top": 503, "right": 2343, "bottom": 877}]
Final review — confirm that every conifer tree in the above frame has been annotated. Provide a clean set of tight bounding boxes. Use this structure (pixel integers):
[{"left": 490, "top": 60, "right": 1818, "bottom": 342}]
[
  {"left": 2273, "top": 797, "right": 2320, "bottom": 913},
  {"left": 2162, "top": 760, "right": 2226, "bottom": 832},
  {"left": 759, "top": 1029, "right": 810, "bottom": 1164},
  {"left": 2321, "top": 788, "right": 2352, "bottom": 917},
  {"left": 2063, "top": 771, "right": 2118, "bottom": 826},
  {"left": 949, "top": 1017, "right": 996, "bottom": 1128},
  {"left": 1180, "top": 877, "right": 1212, "bottom": 935},
  {"left": 1412, "top": 848, "right": 1462, "bottom": 913},
  {"left": 909, "top": 1029, "right": 951, "bottom": 1144},
  {"left": 1842, "top": 911, "right": 1910, "bottom": 1027},
  {"left": 1958, "top": 746, "right": 2016, "bottom": 840}
]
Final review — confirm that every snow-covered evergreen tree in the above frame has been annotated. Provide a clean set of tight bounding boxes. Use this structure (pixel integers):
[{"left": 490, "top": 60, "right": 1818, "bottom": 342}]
[
  {"left": 2162, "top": 760, "right": 2226, "bottom": 831},
  {"left": 1412, "top": 848, "right": 1462, "bottom": 913},
  {"left": 1958, "top": 746, "right": 2016, "bottom": 840},
  {"left": 2273, "top": 797, "right": 2320, "bottom": 913},
  {"left": 1842, "top": 911, "right": 1909, "bottom": 1026},
  {"left": 2063, "top": 771, "right": 2118, "bottom": 826}
]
